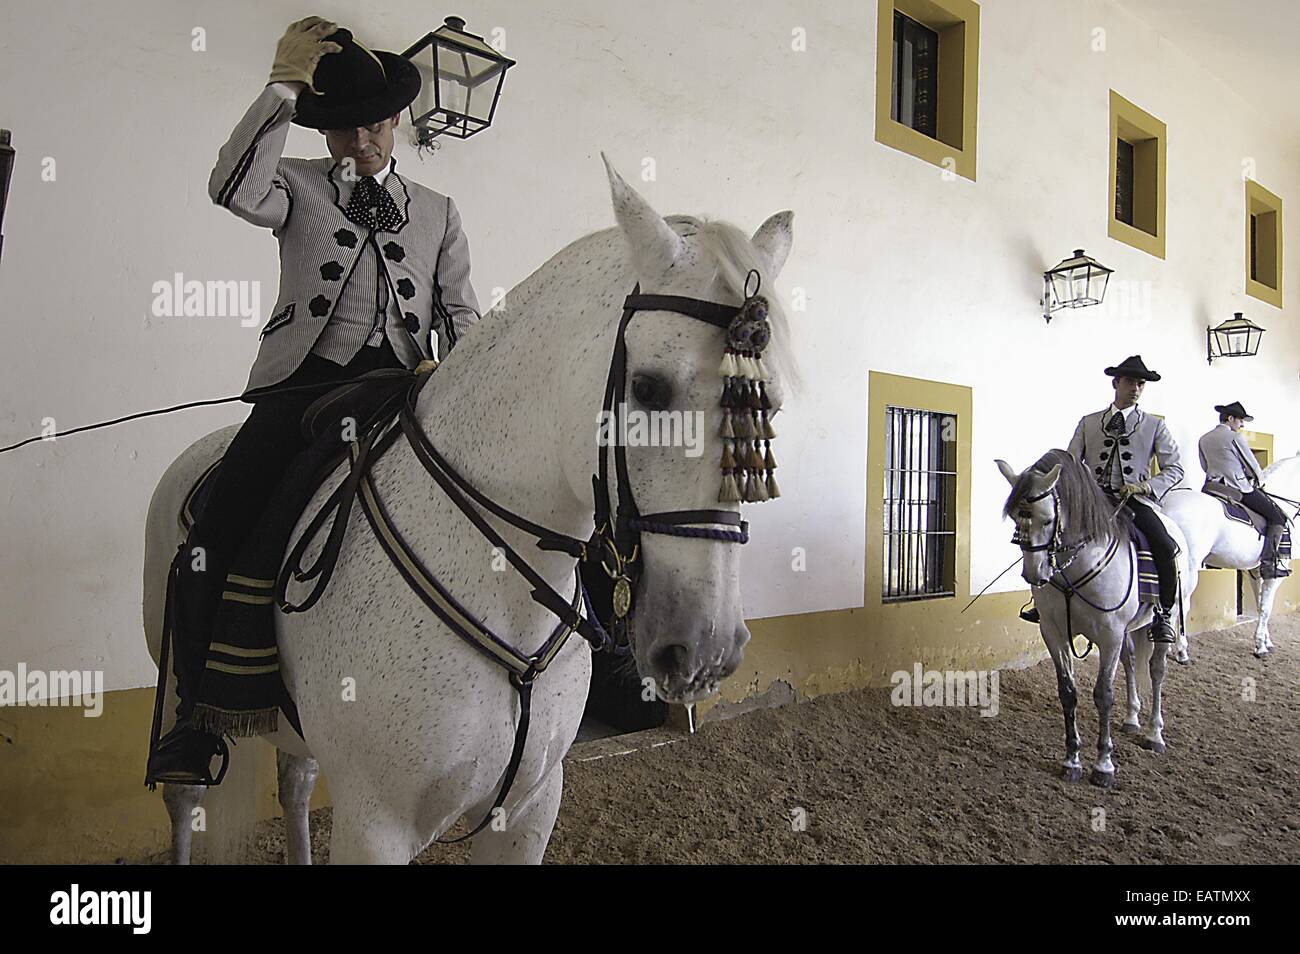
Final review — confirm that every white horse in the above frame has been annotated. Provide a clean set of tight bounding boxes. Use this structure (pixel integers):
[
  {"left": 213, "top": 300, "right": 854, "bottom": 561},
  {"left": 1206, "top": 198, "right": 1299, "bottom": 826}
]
[
  {"left": 142, "top": 156, "right": 798, "bottom": 864},
  {"left": 1161, "top": 454, "right": 1300, "bottom": 660},
  {"left": 998, "top": 450, "right": 1191, "bottom": 785}
]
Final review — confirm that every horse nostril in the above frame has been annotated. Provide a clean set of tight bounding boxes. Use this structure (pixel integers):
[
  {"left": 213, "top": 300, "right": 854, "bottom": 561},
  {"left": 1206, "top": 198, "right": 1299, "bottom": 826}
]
[
  {"left": 734, "top": 624, "right": 751, "bottom": 652},
  {"left": 651, "top": 643, "right": 691, "bottom": 677}
]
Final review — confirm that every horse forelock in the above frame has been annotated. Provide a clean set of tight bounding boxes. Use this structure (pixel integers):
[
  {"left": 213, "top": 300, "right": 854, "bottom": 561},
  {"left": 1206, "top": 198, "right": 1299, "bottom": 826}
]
[
  {"left": 688, "top": 217, "right": 802, "bottom": 398},
  {"left": 1003, "top": 449, "right": 1131, "bottom": 546}
]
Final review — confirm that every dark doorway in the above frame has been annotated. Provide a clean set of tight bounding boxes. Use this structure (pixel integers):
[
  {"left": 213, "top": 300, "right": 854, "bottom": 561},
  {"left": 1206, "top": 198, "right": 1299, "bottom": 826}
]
[{"left": 577, "top": 560, "right": 666, "bottom": 741}]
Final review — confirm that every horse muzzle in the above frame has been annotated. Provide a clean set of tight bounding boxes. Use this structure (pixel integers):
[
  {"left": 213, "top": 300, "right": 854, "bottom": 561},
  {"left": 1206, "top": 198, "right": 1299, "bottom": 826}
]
[{"left": 639, "top": 621, "right": 750, "bottom": 704}]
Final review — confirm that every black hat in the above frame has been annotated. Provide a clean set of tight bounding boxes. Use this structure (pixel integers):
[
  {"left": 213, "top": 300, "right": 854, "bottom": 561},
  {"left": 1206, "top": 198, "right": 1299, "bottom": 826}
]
[
  {"left": 1214, "top": 401, "right": 1253, "bottom": 421},
  {"left": 1104, "top": 355, "right": 1161, "bottom": 382},
  {"left": 292, "top": 28, "right": 421, "bottom": 131}
]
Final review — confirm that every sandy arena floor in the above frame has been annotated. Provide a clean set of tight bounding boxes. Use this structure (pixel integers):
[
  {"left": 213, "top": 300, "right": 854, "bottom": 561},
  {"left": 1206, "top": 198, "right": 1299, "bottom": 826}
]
[{"left": 152, "top": 614, "right": 1300, "bottom": 864}]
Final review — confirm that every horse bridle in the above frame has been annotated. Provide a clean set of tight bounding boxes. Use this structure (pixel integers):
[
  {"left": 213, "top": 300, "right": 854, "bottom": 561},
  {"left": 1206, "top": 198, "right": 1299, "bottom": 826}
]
[
  {"left": 1012, "top": 484, "right": 1137, "bottom": 658},
  {"left": 579, "top": 282, "right": 759, "bottom": 649},
  {"left": 1011, "top": 488, "right": 1086, "bottom": 575},
  {"left": 347, "top": 277, "right": 766, "bottom": 661}
]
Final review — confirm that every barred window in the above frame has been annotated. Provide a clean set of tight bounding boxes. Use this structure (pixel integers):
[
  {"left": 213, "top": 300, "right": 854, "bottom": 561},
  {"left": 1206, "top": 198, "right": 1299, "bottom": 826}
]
[
  {"left": 1115, "top": 137, "right": 1135, "bottom": 226},
  {"left": 891, "top": 11, "right": 938, "bottom": 139},
  {"left": 884, "top": 406, "right": 957, "bottom": 602}
]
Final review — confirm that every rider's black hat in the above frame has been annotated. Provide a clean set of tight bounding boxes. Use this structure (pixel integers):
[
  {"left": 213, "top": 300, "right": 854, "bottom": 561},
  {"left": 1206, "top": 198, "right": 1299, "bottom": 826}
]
[
  {"left": 1214, "top": 401, "right": 1253, "bottom": 421},
  {"left": 1104, "top": 355, "right": 1161, "bottom": 382},
  {"left": 292, "top": 28, "right": 421, "bottom": 131}
]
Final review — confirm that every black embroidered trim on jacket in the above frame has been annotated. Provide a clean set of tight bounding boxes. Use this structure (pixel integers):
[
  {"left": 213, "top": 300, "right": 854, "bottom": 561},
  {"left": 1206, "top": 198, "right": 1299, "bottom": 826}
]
[
  {"left": 371, "top": 236, "right": 423, "bottom": 360},
  {"left": 327, "top": 158, "right": 412, "bottom": 235},
  {"left": 217, "top": 109, "right": 283, "bottom": 209},
  {"left": 261, "top": 302, "right": 295, "bottom": 338}
]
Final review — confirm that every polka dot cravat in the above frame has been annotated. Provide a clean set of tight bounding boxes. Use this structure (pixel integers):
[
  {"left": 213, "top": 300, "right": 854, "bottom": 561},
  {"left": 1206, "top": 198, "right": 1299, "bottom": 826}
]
[{"left": 344, "top": 175, "right": 403, "bottom": 232}]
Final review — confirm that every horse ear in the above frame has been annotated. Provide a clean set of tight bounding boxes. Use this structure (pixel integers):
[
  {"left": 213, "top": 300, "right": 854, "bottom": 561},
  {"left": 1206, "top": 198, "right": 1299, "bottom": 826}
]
[
  {"left": 1039, "top": 463, "right": 1063, "bottom": 489},
  {"left": 601, "top": 151, "right": 682, "bottom": 282},
  {"left": 995, "top": 459, "right": 1019, "bottom": 486},
  {"left": 751, "top": 210, "right": 794, "bottom": 280}
]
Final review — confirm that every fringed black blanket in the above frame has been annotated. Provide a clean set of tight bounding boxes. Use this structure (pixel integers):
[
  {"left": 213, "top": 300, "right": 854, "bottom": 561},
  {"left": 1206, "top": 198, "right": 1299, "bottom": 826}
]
[{"left": 191, "top": 373, "right": 412, "bottom": 737}]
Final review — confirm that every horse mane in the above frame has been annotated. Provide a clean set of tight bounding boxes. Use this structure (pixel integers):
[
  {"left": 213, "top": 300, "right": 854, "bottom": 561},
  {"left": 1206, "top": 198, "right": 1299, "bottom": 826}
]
[
  {"left": 670, "top": 215, "right": 803, "bottom": 397},
  {"left": 1002, "top": 448, "right": 1132, "bottom": 547},
  {"left": 1262, "top": 452, "right": 1300, "bottom": 486}
]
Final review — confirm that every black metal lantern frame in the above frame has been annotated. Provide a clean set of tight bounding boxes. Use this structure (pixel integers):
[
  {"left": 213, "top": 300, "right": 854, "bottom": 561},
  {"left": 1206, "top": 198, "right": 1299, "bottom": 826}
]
[
  {"left": 1042, "top": 248, "right": 1114, "bottom": 323},
  {"left": 402, "top": 16, "right": 516, "bottom": 145},
  {"left": 1207, "top": 312, "right": 1266, "bottom": 365},
  {"left": 0, "top": 129, "right": 14, "bottom": 263}
]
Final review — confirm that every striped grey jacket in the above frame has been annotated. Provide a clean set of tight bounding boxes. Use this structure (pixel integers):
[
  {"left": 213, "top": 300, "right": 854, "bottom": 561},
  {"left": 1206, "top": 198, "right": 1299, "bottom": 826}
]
[
  {"left": 208, "top": 85, "right": 481, "bottom": 396},
  {"left": 1067, "top": 405, "right": 1184, "bottom": 507},
  {"left": 1198, "top": 423, "right": 1264, "bottom": 493}
]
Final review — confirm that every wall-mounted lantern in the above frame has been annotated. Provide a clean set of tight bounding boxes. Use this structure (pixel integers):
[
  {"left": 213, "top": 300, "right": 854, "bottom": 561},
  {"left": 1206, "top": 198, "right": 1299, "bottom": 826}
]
[
  {"left": 402, "top": 16, "right": 516, "bottom": 146},
  {"left": 1042, "top": 249, "right": 1113, "bottom": 323},
  {"left": 1207, "top": 312, "right": 1265, "bottom": 365}
]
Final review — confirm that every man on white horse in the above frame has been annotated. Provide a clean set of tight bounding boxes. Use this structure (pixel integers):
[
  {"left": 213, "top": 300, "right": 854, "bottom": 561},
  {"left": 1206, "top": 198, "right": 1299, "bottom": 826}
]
[
  {"left": 147, "top": 17, "right": 481, "bottom": 784},
  {"left": 1198, "top": 401, "right": 1290, "bottom": 579},
  {"left": 1021, "top": 355, "right": 1184, "bottom": 643}
]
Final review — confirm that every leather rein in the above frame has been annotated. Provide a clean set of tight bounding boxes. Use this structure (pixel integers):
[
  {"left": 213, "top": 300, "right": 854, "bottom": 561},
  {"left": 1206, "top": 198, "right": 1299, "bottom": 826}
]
[{"left": 272, "top": 282, "right": 755, "bottom": 842}]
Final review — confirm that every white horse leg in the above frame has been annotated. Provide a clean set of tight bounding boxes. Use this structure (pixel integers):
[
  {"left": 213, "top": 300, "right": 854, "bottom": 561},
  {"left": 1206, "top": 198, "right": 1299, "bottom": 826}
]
[
  {"left": 277, "top": 750, "right": 319, "bottom": 865},
  {"left": 1173, "top": 565, "right": 1197, "bottom": 665},
  {"left": 327, "top": 782, "right": 421, "bottom": 865},
  {"left": 1090, "top": 634, "right": 1123, "bottom": 788},
  {"left": 1119, "top": 631, "right": 1142, "bottom": 733},
  {"left": 1140, "top": 639, "right": 1170, "bottom": 753},
  {"left": 1039, "top": 620, "right": 1083, "bottom": 781},
  {"left": 162, "top": 783, "right": 205, "bottom": 865},
  {"left": 469, "top": 764, "right": 564, "bottom": 865},
  {"left": 1255, "top": 574, "right": 1280, "bottom": 656}
]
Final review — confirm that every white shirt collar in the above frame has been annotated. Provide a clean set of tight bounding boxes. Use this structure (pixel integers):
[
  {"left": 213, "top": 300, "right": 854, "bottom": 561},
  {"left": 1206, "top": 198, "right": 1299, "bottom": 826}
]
[
  {"left": 338, "top": 160, "right": 391, "bottom": 188},
  {"left": 1109, "top": 403, "right": 1136, "bottom": 420}
]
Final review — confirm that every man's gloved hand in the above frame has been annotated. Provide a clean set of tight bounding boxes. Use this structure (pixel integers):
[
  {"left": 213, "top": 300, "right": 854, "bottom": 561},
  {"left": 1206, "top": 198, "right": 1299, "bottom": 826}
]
[
  {"left": 1121, "top": 481, "right": 1149, "bottom": 498},
  {"left": 269, "top": 17, "right": 343, "bottom": 90}
]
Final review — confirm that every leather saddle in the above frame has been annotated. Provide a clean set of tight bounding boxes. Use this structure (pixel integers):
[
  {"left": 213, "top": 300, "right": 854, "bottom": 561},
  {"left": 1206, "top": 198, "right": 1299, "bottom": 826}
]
[{"left": 181, "top": 368, "right": 416, "bottom": 538}]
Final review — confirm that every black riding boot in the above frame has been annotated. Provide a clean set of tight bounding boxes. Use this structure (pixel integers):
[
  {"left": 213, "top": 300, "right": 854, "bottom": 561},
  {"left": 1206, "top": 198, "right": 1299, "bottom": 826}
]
[
  {"left": 1261, "top": 524, "right": 1291, "bottom": 579},
  {"left": 145, "top": 542, "right": 230, "bottom": 786},
  {"left": 1149, "top": 604, "right": 1176, "bottom": 643},
  {"left": 1019, "top": 602, "right": 1041, "bottom": 624}
]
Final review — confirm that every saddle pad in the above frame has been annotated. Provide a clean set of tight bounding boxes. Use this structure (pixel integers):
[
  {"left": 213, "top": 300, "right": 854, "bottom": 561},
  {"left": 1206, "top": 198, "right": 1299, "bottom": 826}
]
[
  {"left": 1217, "top": 496, "right": 1258, "bottom": 529},
  {"left": 180, "top": 458, "right": 223, "bottom": 534},
  {"left": 1135, "top": 546, "right": 1160, "bottom": 604},
  {"left": 1203, "top": 493, "right": 1291, "bottom": 560},
  {"left": 181, "top": 385, "right": 409, "bottom": 738}
]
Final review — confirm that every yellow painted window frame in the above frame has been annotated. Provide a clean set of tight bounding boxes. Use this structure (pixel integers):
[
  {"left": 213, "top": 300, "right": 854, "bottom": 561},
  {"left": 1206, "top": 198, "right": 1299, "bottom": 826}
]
[
  {"left": 873, "top": 0, "right": 980, "bottom": 182},
  {"left": 868, "top": 371, "right": 972, "bottom": 610},
  {"left": 1108, "top": 90, "right": 1167, "bottom": 259},
  {"left": 1241, "top": 428, "right": 1273, "bottom": 469},
  {"left": 1245, "top": 179, "right": 1283, "bottom": 309}
]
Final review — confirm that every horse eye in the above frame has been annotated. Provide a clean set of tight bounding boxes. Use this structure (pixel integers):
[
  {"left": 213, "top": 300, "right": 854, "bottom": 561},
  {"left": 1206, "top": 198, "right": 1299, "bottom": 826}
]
[{"left": 631, "top": 374, "right": 670, "bottom": 410}]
